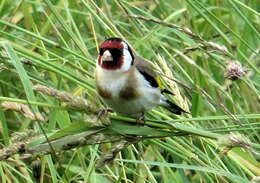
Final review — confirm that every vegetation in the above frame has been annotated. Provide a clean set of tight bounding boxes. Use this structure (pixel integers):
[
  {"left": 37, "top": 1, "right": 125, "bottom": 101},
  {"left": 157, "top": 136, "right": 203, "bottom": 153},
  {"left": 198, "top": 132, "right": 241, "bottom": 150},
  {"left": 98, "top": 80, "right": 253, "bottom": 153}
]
[{"left": 0, "top": 0, "right": 259, "bottom": 182}]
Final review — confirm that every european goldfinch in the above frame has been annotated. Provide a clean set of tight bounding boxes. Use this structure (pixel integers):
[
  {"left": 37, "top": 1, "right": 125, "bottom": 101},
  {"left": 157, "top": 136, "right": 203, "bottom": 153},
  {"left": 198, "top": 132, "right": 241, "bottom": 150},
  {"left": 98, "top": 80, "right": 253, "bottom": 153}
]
[{"left": 95, "top": 37, "right": 187, "bottom": 118}]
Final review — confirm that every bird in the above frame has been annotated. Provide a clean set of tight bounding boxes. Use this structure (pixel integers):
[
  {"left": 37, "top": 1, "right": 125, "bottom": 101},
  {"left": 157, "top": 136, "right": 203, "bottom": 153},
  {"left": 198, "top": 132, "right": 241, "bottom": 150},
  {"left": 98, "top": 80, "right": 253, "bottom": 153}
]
[{"left": 95, "top": 37, "right": 187, "bottom": 119}]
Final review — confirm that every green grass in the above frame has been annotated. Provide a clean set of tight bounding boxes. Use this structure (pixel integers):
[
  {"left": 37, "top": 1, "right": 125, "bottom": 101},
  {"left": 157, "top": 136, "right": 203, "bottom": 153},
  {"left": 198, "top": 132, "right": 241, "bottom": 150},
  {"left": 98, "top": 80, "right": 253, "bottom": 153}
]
[{"left": 0, "top": 0, "right": 259, "bottom": 182}]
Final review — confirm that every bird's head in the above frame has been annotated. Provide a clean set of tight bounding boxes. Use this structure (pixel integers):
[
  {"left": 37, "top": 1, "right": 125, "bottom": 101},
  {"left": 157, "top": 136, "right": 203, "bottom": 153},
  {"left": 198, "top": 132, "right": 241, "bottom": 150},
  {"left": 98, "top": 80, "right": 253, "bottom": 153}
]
[{"left": 97, "top": 38, "right": 134, "bottom": 72}]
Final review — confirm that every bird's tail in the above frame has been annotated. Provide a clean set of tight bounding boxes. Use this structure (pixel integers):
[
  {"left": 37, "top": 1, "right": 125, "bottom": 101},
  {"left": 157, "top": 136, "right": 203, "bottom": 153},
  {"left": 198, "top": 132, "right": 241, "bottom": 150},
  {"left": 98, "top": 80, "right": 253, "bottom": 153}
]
[
  {"left": 165, "top": 100, "right": 188, "bottom": 114},
  {"left": 160, "top": 95, "right": 188, "bottom": 115}
]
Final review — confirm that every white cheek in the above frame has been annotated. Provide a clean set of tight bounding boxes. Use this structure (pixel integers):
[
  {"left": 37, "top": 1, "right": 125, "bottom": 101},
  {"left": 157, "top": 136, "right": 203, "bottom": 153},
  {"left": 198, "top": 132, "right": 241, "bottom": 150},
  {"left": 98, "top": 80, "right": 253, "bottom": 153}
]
[{"left": 121, "top": 42, "right": 133, "bottom": 72}]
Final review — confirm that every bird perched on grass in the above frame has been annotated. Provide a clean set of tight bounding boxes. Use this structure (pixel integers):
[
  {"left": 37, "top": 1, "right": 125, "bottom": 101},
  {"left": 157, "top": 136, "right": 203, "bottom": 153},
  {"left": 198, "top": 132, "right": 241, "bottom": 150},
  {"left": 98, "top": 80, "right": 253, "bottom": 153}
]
[{"left": 95, "top": 37, "right": 187, "bottom": 119}]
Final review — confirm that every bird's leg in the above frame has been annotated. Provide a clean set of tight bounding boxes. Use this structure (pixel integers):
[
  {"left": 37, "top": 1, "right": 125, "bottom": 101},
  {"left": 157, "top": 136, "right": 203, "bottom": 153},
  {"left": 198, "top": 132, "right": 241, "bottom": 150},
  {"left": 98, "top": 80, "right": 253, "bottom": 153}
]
[
  {"left": 95, "top": 108, "right": 113, "bottom": 126},
  {"left": 136, "top": 112, "right": 146, "bottom": 125},
  {"left": 97, "top": 108, "right": 113, "bottom": 118}
]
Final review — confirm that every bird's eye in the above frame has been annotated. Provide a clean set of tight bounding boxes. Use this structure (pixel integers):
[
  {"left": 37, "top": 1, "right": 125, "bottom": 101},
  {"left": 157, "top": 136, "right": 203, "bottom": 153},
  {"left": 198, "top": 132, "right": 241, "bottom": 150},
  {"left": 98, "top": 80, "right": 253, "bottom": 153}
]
[
  {"left": 99, "top": 48, "right": 105, "bottom": 55},
  {"left": 110, "top": 48, "right": 123, "bottom": 54}
]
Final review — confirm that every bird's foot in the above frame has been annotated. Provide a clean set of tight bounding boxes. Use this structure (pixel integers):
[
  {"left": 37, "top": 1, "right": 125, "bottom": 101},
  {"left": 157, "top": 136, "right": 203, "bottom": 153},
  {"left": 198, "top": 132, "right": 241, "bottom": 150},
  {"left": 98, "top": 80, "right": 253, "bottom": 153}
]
[
  {"left": 96, "top": 109, "right": 113, "bottom": 126},
  {"left": 97, "top": 108, "right": 113, "bottom": 118},
  {"left": 136, "top": 113, "right": 146, "bottom": 125}
]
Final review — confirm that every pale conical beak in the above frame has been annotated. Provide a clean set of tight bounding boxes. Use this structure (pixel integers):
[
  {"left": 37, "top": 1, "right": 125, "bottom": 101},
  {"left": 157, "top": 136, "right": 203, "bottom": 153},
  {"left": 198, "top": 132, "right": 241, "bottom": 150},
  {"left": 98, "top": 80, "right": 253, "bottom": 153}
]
[{"left": 101, "top": 50, "right": 113, "bottom": 63}]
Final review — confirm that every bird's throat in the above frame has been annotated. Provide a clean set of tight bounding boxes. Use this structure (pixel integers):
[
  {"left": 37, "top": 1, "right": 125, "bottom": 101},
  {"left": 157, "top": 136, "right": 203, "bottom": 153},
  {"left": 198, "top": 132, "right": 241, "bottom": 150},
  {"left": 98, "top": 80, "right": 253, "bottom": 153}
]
[{"left": 98, "top": 56, "right": 123, "bottom": 70}]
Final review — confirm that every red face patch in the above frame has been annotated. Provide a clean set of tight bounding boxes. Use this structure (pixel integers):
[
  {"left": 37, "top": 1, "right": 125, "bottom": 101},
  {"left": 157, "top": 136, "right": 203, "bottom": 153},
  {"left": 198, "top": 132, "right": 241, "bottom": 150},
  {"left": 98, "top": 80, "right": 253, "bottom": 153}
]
[
  {"left": 100, "top": 40, "right": 124, "bottom": 49},
  {"left": 98, "top": 55, "right": 123, "bottom": 70},
  {"left": 98, "top": 39, "right": 125, "bottom": 70}
]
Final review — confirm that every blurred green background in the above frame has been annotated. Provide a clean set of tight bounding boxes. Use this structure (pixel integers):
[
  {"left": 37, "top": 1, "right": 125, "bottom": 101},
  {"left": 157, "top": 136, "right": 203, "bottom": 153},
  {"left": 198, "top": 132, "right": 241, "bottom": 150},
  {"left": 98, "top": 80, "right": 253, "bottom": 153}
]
[{"left": 0, "top": 0, "right": 259, "bottom": 182}]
